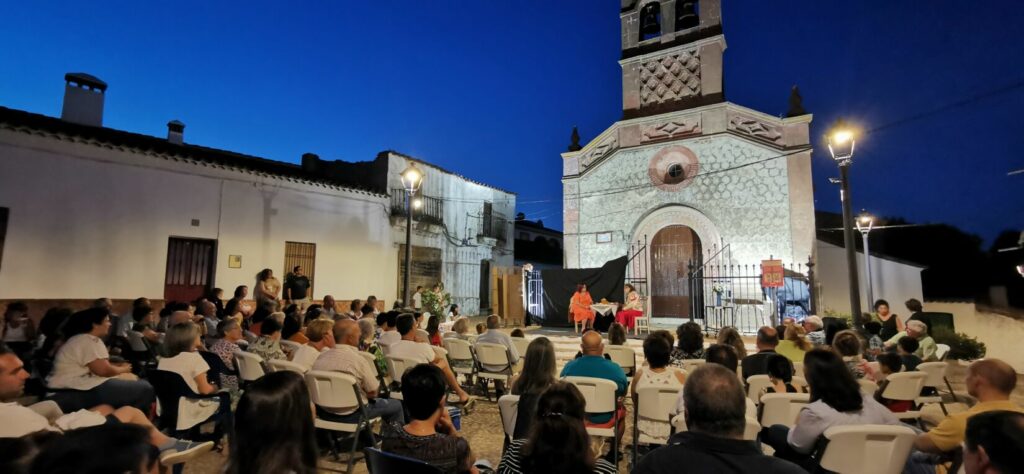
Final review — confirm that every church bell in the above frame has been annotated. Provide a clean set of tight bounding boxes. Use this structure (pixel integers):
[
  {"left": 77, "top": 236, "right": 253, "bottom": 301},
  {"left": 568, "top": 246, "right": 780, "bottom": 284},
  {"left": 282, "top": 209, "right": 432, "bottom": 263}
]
[
  {"left": 639, "top": 4, "right": 661, "bottom": 37},
  {"left": 676, "top": 1, "right": 699, "bottom": 30}
]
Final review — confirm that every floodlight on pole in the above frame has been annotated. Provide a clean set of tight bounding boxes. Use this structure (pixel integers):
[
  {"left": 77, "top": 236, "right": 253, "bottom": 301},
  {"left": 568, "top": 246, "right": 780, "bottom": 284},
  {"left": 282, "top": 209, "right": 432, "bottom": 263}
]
[
  {"left": 400, "top": 163, "right": 424, "bottom": 309},
  {"left": 856, "top": 210, "right": 875, "bottom": 307}
]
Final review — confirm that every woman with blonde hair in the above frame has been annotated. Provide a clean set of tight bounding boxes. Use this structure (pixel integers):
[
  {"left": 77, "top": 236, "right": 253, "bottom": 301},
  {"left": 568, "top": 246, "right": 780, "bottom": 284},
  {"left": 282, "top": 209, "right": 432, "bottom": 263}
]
[
  {"left": 776, "top": 324, "right": 812, "bottom": 363},
  {"left": 716, "top": 326, "right": 747, "bottom": 359}
]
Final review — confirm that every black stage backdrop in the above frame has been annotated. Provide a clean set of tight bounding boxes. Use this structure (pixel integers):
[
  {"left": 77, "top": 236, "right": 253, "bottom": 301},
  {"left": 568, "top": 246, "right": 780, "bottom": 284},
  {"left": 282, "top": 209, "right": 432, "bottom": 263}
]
[{"left": 540, "top": 256, "right": 627, "bottom": 329}]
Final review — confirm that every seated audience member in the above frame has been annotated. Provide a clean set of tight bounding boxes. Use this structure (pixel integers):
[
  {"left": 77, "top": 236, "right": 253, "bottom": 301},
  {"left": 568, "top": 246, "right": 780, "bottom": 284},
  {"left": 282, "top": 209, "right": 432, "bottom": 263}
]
[
  {"left": 382, "top": 364, "right": 480, "bottom": 474},
  {"left": 36, "top": 307, "right": 72, "bottom": 356},
  {"left": 291, "top": 319, "right": 334, "bottom": 368},
  {"left": 0, "top": 343, "right": 211, "bottom": 465},
  {"left": 831, "top": 329, "right": 875, "bottom": 381},
  {"left": 248, "top": 318, "right": 286, "bottom": 362},
  {"left": 226, "top": 371, "right": 319, "bottom": 474},
  {"left": 498, "top": 382, "right": 616, "bottom": 474},
  {"left": 634, "top": 364, "right": 804, "bottom": 474},
  {"left": 311, "top": 320, "right": 403, "bottom": 428},
  {"left": 760, "top": 349, "right": 900, "bottom": 469},
  {"left": 114, "top": 297, "right": 150, "bottom": 339},
  {"left": 509, "top": 337, "right": 557, "bottom": 439},
  {"left": 414, "top": 311, "right": 427, "bottom": 331},
  {"left": 356, "top": 318, "right": 376, "bottom": 350},
  {"left": 631, "top": 335, "right": 686, "bottom": 444},
  {"left": 763, "top": 354, "right": 804, "bottom": 396},
  {"left": 476, "top": 315, "right": 521, "bottom": 398},
  {"left": 510, "top": 328, "right": 525, "bottom": 338},
  {"left": 389, "top": 314, "right": 472, "bottom": 404},
  {"left": 823, "top": 317, "right": 850, "bottom": 346},
  {"left": 156, "top": 323, "right": 226, "bottom": 431},
  {"left": 282, "top": 314, "right": 308, "bottom": 345},
  {"left": 873, "top": 352, "right": 911, "bottom": 412},
  {"left": 741, "top": 326, "right": 780, "bottom": 378},
  {"left": 897, "top": 336, "right": 923, "bottom": 371},
  {"left": 607, "top": 322, "right": 628, "bottom": 346},
  {"left": 446, "top": 318, "right": 472, "bottom": 340},
  {"left": 320, "top": 295, "right": 338, "bottom": 319},
  {"left": 670, "top": 322, "right": 705, "bottom": 366},
  {"left": 884, "top": 320, "right": 937, "bottom": 361},
  {"left": 361, "top": 317, "right": 389, "bottom": 379},
  {"left": 130, "top": 304, "right": 162, "bottom": 345},
  {"left": 447, "top": 304, "right": 461, "bottom": 321},
  {"left": 30, "top": 424, "right": 194, "bottom": 474},
  {"left": 342, "top": 299, "right": 361, "bottom": 320},
  {"left": 207, "top": 320, "right": 244, "bottom": 392},
  {"left": 0, "top": 430, "right": 59, "bottom": 474},
  {"left": 3, "top": 302, "right": 35, "bottom": 360},
  {"left": 863, "top": 321, "right": 884, "bottom": 360},
  {"left": 46, "top": 308, "right": 155, "bottom": 413},
  {"left": 802, "top": 315, "right": 825, "bottom": 346},
  {"left": 717, "top": 326, "right": 748, "bottom": 359},
  {"left": 776, "top": 325, "right": 812, "bottom": 363},
  {"left": 475, "top": 323, "right": 487, "bottom": 335},
  {"left": 962, "top": 410, "right": 1024, "bottom": 474},
  {"left": 361, "top": 304, "right": 376, "bottom": 321},
  {"left": 427, "top": 315, "right": 443, "bottom": 346},
  {"left": 909, "top": 359, "right": 1023, "bottom": 470},
  {"left": 365, "top": 295, "right": 379, "bottom": 315},
  {"left": 197, "top": 300, "right": 219, "bottom": 338},
  {"left": 705, "top": 343, "right": 739, "bottom": 373},
  {"left": 378, "top": 312, "right": 402, "bottom": 347},
  {"left": 560, "top": 331, "right": 627, "bottom": 461}
]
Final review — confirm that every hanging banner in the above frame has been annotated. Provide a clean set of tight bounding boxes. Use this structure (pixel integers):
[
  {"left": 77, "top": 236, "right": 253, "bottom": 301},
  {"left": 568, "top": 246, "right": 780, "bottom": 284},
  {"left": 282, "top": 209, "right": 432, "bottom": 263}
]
[{"left": 761, "top": 259, "right": 784, "bottom": 288}]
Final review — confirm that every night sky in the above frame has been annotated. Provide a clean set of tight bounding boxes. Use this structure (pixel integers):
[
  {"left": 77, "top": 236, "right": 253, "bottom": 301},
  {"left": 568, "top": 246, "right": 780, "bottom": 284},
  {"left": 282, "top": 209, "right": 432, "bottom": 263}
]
[{"left": 1, "top": 1, "right": 1021, "bottom": 243}]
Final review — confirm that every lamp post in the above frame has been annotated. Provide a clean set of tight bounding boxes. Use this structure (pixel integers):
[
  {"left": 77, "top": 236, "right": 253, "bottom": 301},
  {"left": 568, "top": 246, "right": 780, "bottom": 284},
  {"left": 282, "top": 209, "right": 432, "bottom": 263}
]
[
  {"left": 856, "top": 210, "right": 875, "bottom": 307},
  {"left": 828, "top": 124, "right": 863, "bottom": 331},
  {"left": 400, "top": 163, "right": 424, "bottom": 309}
]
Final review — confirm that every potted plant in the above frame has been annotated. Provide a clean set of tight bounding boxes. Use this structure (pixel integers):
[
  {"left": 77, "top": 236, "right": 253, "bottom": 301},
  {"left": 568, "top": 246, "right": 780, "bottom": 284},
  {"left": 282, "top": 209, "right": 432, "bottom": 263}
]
[{"left": 931, "top": 327, "right": 986, "bottom": 361}]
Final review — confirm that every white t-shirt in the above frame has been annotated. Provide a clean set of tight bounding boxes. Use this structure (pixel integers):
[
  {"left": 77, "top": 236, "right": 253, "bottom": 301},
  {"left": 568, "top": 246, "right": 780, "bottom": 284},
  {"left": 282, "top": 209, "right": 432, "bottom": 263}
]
[
  {"left": 291, "top": 344, "right": 323, "bottom": 369},
  {"left": 0, "top": 403, "right": 53, "bottom": 437},
  {"left": 412, "top": 292, "right": 422, "bottom": 309},
  {"left": 378, "top": 331, "right": 401, "bottom": 347},
  {"left": 157, "top": 351, "right": 210, "bottom": 394},
  {"left": 48, "top": 334, "right": 111, "bottom": 390},
  {"left": 387, "top": 340, "right": 436, "bottom": 365}
]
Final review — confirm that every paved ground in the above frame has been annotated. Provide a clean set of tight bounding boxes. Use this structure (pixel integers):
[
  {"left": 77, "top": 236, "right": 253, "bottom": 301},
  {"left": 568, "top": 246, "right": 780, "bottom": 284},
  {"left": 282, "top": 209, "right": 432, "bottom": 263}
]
[{"left": 184, "top": 325, "right": 1024, "bottom": 474}]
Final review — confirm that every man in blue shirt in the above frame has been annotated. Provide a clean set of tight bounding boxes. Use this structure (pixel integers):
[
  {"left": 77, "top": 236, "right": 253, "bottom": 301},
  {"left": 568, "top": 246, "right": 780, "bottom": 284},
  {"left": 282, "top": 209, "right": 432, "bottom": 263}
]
[{"left": 560, "top": 330, "right": 627, "bottom": 460}]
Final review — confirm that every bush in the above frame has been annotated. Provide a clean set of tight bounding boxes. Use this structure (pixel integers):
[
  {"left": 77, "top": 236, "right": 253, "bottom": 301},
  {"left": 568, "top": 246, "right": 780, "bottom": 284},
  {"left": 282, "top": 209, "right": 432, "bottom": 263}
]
[{"left": 931, "top": 327, "right": 986, "bottom": 361}]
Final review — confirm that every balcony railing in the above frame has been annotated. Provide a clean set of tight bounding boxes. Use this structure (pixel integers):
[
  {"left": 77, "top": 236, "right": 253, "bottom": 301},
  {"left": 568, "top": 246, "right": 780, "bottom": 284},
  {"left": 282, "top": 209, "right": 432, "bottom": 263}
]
[
  {"left": 478, "top": 216, "right": 509, "bottom": 242},
  {"left": 390, "top": 189, "right": 444, "bottom": 226}
]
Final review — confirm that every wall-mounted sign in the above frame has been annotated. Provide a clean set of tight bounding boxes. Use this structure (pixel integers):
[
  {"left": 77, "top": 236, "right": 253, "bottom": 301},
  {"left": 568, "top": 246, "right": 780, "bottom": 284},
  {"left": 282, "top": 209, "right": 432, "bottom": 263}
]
[
  {"left": 228, "top": 255, "right": 242, "bottom": 268},
  {"left": 596, "top": 232, "right": 612, "bottom": 244},
  {"left": 761, "top": 259, "right": 784, "bottom": 288}
]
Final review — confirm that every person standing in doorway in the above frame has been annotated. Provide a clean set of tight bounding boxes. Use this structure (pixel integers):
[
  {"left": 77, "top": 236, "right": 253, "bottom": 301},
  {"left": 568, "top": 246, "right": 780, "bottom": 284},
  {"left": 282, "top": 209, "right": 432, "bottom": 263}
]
[{"left": 284, "top": 266, "right": 312, "bottom": 313}]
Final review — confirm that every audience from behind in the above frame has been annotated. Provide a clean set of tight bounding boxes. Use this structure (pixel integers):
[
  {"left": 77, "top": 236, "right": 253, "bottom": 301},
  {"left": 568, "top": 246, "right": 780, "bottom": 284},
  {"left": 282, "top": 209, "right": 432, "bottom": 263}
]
[
  {"left": 863, "top": 321, "right": 884, "bottom": 360},
  {"left": 291, "top": 319, "right": 334, "bottom": 368},
  {"left": 741, "top": 326, "right": 779, "bottom": 378},
  {"left": 510, "top": 328, "right": 525, "bottom": 338},
  {"left": 509, "top": 337, "right": 557, "bottom": 438},
  {"left": 885, "top": 320, "right": 937, "bottom": 361},
  {"left": 632, "top": 334, "right": 686, "bottom": 444},
  {"left": 427, "top": 315, "right": 443, "bottom": 346},
  {"left": 705, "top": 343, "right": 739, "bottom": 373},
  {"left": 378, "top": 312, "right": 401, "bottom": 347},
  {"left": 248, "top": 317, "right": 286, "bottom": 362},
  {"left": 910, "top": 359, "right": 1023, "bottom": 469},
  {"left": 361, "top": 304, "right": 375, "bottom": 320},
  {"left": 0, "top": 343, "right": 212, "bottom": 466},
  {"left": 776, "top": 324, "right": 811, "bottom": 363},
  {"left": 46, "top": 308, "right": 155, "bottom": 413},
  {"left": 670, "top": 321, "right": 705, "bottom": 367},
  {"left": 382, "top": 363, "right": 479, "bottom": 473},
  {"left": 476, "top": 315, "right": 521, "bottom": 398},
  {"left": 476, "top": 323, "right": 487, "bottom": 335},
  {"left": 447, "top": 318, "right": 472, "bottom": 340},
  {"left": 760, "top": 349, "right": 900, "bottom": 469},
  {"left": 607, "top": 323, "right": 627, "bottom": 346},
  {"left": 207, "top": 319, "right": 243, "bottom": 392},
  {"left": 831, "top": 329, "right": 875, "bottom": 381},
  {"left": 341, "top": 299, "right": 361, "bottom": 320},
  {"left": 801, "top": 316, "right": 825, "bottom": 346},
  {"left": 872, "top": 352, "right": 911, "bottom": 412},
  {"left": 30, "top": 424, "right": 160, "bottom": 474},
  {"left": 0, "top": 431, "right": 59, "bottom": 474},
  {"left": 311, "top": 319, "right": 404, "bottom": 433},
  {"left": 962, "top": 411, "right": 1024, "bottom": 474},
  {"left": 226, "top": 371, "right": 318, "bottom": 474},
  {"left": 896, "top": 336, "right": 923, "bottom": 371},
  {"left": 822, "top": 317, "right": 849, "bottom": 346},
  {"left": 763, "top": 354, "right": 804, "bottom": 396},
  {"left": 560, "top": 331, "right": 627, "bottom": 462},
  {"left": 716, "top": 326, "right": 747, "bottom": 359},
  {"left": 282, "top": 314, "right": 308, "bottom": 345},
  {"left": 498, "top": 382, "right": 616, "bottom": 474},
  {"left": 634, "top": 364, "right": 804, "bottom": 473},
  {"left": 389, "top": 314, "right": 472, "bottom": 404}
]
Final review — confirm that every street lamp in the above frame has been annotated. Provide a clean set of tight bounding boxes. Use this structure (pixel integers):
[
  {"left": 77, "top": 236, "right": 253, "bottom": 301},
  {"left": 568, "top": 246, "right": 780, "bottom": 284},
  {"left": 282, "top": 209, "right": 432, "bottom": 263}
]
[
  {"left": 856, "top": 210, "right": 875, "bottom": 307},
  {"left": 400, "top": 163, "right": 424, "bottom": 309},
  {"left": 828, "top": 122, "right": 863, "bottom": 330}
]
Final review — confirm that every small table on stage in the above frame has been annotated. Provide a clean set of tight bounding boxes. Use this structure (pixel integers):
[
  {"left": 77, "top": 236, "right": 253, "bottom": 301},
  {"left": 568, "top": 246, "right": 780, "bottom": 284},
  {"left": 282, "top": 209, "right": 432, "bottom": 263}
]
[
  {"left": 591, "top": 303, "right": 617, "bottom": 332},
  {"left": 704, "top": 305, "right": 735, "bottom": 335}
]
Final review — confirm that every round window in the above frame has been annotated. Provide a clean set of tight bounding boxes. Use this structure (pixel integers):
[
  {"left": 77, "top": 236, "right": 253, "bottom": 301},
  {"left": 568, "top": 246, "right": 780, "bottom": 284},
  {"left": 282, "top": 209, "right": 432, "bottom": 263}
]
[
  {"left": 666, "top": 163, "right": 686, "bottom": 183},
  {"left": 648, "top": 146, "right": 699, "bottom": 191}
]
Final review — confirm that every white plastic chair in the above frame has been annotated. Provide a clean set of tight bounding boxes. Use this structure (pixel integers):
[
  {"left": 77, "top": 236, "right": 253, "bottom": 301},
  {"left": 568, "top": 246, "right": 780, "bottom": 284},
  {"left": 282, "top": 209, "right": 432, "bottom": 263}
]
[
  {"left": 746, "top": 375, "right": 773, "bottom": 404},
  {"left": 880, "top": 371, "right": 928, "bottom": 426},
  {"left": 497, "top": 394, "right": 520, "bottom": 453},
  {"left": 474, "top": 342, "right": 514, "bottom": 401},
  {"left": 935, "top": 343, "right": 951, "bottom": 361},
  {"left": 915, "top": 362, "right": 951, "bottom": 415},
  {"left": 858, "top": 378, "right": 879, "bottom": 396},
  {"left": 743, "top": 416, "right": 760, "bottom": 441},
  {"left": 564, "top": 376, "right": 622, "bottom": 467},
  {"left": 792, "top": 361, "right": 804, "bottom": 377},
  {"left": 305, "top": 370, "right": 378, "bottom": 473},
  {"left": 634, "top": 384, "right": 683, "bottom": 446},
  {"left": 604, "top": 345, "right": 637, "bottom": 375},
  {"left": 819, "top": 424, "right": 918, "bottom": 474},
  {"left": 279, "top": 339, "right": 302, "bottom": 354},
  {"left": 633, "top": 296, "right": 651, "bottom": 335},
  {"left": 510, "top": 337, "right": 530, "bottom": 356},
  {"left": 268, "top": 358, "right": 309, "bottom": 374},
  {"left": 759, "top": 392, "right": 810, "bottom": 428},
  {"left": 443, "top": 338, "right": 478, "bottom": 386},
  {"left": 234, "top": 351, "right": 266, "bottom": 387},
  {"left": 385, "top": 355, "right": 419, "bottom": 401}
]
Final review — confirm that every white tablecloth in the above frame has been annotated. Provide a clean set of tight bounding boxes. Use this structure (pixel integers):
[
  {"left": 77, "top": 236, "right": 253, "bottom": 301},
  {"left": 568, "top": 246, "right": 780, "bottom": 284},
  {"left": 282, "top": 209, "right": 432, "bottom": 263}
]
[{"left": 590, "top": 303, "right": 617, "bottom": 316}]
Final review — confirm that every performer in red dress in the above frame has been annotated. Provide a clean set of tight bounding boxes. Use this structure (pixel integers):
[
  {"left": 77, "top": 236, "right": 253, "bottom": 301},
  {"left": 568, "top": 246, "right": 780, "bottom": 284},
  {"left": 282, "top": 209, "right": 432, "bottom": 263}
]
[
  {"left": 615, "top": 283, "right": 644, "bottom": 330},
  {"left": 569, "top": 283, "right": 595, "bottom": 332}
]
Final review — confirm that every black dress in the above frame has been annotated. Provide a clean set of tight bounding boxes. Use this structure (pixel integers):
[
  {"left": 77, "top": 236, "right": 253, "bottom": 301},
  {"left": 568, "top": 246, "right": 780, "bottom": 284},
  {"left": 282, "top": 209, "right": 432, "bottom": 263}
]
[{"left": 879, "top": 315, "right": 900, "bottom": 340}]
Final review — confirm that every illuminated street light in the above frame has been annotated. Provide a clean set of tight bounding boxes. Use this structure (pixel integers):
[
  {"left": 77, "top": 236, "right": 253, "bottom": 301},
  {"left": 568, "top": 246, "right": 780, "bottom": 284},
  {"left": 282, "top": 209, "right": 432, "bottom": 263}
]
[
  {"left": 400, "top": 163, "right": 424, "bottom": 308},
  {"left": 828, "top": 122, "right": 863, "bottom": 330},
  {"left": 856, "top": 210, "right": 875, "bottom": 306}
]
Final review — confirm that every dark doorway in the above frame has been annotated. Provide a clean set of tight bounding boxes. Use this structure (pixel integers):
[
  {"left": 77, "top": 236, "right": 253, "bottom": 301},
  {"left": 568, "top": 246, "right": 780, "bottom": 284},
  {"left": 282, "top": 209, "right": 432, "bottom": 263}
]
[
  {"left": 164, "top": 237, "right": 217, "bottom": 303},
  {"left": 284, "top": 241, "right": 316, "bottom": 298},
  {"left": 650, "top": 226, "right": 701, "bottom": 318},
  {"left": 479, "top": 259, "right": 491, "bottom": 313}
]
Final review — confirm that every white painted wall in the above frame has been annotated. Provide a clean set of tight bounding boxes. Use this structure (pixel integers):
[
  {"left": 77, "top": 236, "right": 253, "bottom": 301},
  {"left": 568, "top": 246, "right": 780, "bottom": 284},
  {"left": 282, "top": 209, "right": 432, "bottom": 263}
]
[
  {"left": 0, "top": 129, "right": 396, "bottom": 302},
  {"left": 924, "top": 301, "right": 1024, "bottom": 373},
  {"left": 816, "top": 240, "right": 924, "bottom": 317}
]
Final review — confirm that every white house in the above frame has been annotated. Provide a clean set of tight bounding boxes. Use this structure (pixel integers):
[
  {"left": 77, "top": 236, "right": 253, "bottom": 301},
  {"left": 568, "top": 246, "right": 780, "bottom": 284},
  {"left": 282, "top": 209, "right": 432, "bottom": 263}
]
[{"left": 815, "top": 240, "right": 926, "bottom": 317}]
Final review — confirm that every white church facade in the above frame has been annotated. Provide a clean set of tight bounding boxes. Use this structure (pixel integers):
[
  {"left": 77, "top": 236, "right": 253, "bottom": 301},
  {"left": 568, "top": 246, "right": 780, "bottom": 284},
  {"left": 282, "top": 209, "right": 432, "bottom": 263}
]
[
  {"left": 0, "top": 73, "right": 513, "bottom": 314},
  {"left": 562, "top": 0, "right": 816, "bottom": 321}
]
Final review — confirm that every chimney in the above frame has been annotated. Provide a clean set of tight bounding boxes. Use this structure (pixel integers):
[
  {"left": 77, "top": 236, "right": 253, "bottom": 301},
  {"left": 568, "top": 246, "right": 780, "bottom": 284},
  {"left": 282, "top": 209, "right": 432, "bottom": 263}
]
[
  {"left": 61, "top": 73, "right": 107, "bottom": 126},
  {"left": 301, "top": 153, "right": 320, "bottom": 173},
  {"left": 167, "top": 120, "right": 185, "bottom": 144}
]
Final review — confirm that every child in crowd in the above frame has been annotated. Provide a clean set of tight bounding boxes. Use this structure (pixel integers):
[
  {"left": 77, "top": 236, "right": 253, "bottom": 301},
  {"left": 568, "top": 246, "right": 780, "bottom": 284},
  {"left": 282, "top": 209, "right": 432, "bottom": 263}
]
[
  {"left": 863, "top": 321, "right": 884, "bottom": 361},
  {"left": 873, "top": 352, "right": 912, "bottom": 412},
  {"left": 763, "top": 354, "right": 805, "bottom": 397},
  {"left": 510, "top": 329, "right": 525, "bottom": 338},
  {"left": 896, "top": 336, "right": 922, "bottom": 372}
]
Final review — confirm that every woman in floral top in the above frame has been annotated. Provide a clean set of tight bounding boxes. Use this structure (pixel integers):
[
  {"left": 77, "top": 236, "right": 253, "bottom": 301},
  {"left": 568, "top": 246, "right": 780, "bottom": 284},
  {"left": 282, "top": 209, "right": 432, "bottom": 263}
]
[
  {"left": 248, "top": 318, "right": 286, "bottom": 362},
  {"left": 207, "top": 319, "right": 245, "bottom": 393}
]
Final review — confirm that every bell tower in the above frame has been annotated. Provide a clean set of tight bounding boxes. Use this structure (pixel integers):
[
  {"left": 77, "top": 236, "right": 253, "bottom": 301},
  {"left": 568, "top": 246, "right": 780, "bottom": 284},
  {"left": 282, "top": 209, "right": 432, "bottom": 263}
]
[{"left": 619, "top": 0, "right": 724, "bottom": 119}]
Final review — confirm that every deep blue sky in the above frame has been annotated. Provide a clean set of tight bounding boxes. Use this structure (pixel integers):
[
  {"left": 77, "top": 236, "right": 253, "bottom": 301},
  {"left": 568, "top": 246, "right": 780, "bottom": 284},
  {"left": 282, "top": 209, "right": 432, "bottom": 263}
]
[{"left": 2, "top": 1, "right": 1022, "bottom": 243}]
